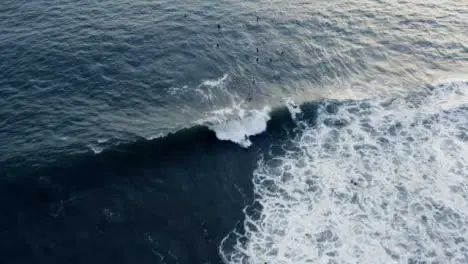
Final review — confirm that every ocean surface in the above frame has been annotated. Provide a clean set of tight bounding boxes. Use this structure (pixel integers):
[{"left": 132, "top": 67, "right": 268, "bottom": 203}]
[{"left": 1, "top": 0, "right": 468, "bottom": 263}]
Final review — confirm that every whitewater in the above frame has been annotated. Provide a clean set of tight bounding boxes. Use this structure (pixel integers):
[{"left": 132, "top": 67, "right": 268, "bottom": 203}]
[{"left": 219, "top": 79, "right": 468, "bottom": 264}]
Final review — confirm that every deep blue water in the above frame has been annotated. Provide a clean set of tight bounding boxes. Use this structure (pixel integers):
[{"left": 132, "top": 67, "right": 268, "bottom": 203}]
[{"left": 1, "top": 1, "right": 468, "bottom": 264}]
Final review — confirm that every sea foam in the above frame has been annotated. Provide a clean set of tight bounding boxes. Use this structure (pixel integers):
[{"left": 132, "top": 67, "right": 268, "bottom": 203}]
[
  {"left": 206, "top": 106, "right": 272, "bottom": 148},
  {"left": 205, "top": 99, "right": 302, "bottom": 148},
  {"left": 220, "top": 80, "right": 468, "bottom": 264}
]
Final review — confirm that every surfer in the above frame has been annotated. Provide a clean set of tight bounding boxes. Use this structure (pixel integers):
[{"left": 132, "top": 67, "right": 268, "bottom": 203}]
[{"left": 247, "top": 92, "right": 253, "bottom": 102}]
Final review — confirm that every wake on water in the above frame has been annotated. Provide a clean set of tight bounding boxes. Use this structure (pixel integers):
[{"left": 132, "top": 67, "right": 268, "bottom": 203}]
[{"left": 217, "top": 80, "right": 468, "bottom": 264}]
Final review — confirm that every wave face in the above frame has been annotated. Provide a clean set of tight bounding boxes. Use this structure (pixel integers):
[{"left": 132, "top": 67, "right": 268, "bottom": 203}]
[
  {"left": 1, "top": 0, "right": 468, "bottom": 263},
  {"left": 2, "top": 0, "right": 467, "bottom": 167},
  {"left": 220, "top": 80, "right": 468, "bottom": 264}
]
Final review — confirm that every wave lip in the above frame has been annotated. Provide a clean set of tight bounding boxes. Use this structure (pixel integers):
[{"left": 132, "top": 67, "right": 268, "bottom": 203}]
[
  {"left": 206, "top": 106, "right": 272, "bottom": 148},
  {"left": 204, "top": 98, "right": 302, "bottom": 148}
]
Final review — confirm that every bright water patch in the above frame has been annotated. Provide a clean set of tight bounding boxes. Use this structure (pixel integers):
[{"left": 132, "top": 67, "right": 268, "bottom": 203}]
[
  {"left": 220, "top": 80, "right": 468, "bottom": 264},
  {"left": 196, "top": 74, "right": 230, "bottom": 101},
  {"left": 206, "top": 105, "right": 272, "bottom": 148},
  {"left": 205, "top": 98, "right": 302, "bottom": 148}
]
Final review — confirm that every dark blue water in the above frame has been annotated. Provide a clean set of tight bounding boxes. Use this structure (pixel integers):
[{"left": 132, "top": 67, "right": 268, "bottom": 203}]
[{"left": 1, "top": 1, "right": 468, "bottom": 263}]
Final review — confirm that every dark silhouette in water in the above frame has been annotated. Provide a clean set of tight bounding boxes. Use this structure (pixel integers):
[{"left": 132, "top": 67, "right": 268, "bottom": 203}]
[
  {"left": 184, "top": 14, "right": 187, "bottom": 18},
  {"left": 256, "top": 47, "right": 259, "bottom": 53},
  {"left": 217, "top": 24, "right": 221, "bottom": 30},
  {"left": 280, "top": 50, "right": 285, "bottom": 56},
  {"left": 247, "top": 93, "right": 253, "bottom": 102},
  {"left": 201, "top": 221, "right": 212, "bottom": 243},
  {"left": 216, "top": 43, "right": 219, "bottom": 48},
  {"left": 256, "top": 57, "right": 259, "bottom": 62}
]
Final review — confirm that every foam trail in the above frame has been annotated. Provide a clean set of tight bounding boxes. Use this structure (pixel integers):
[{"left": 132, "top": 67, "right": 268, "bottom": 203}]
[
  {"left": 165, "top": 74, "right": 229, "bottom": 101},
  {"left": 196, "top": 73, "right": 230, "bottom": 101},
  {"left": 202, "top": 74, "right": 229, "bottom": 87},
  {"left": 220, "top": 80, "right": 468, "bottom": 264},
  {"left": 207, "top": 106, "right": 271, "bottom": 147}
]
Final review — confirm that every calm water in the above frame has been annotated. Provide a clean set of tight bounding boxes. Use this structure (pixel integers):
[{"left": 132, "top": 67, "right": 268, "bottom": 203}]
[{"left": 1, "top": 0, "right": 468, "bottom": 263}]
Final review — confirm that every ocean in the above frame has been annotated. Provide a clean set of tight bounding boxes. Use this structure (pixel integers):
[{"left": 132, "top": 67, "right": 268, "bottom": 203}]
[{"left": 1, "top": 0, "right": 468, "bottom": 263}]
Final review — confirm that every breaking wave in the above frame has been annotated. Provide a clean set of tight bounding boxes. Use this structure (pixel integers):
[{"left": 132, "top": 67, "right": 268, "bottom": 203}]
[{"left": 220, "top": 80, "right": 468, "bottom": 264}]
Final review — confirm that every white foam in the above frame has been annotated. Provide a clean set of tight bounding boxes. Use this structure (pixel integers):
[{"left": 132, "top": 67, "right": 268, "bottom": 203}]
[
  {"left": 167, "top": 85, "right": 188, "bottom": 96},
  {"left": 285, "top": 99, "right": 302, "bottom": 120},
  {"left": 89, "top": 138, "right": 110, "bottom": 153},
  {"left": 144, "top": 132, "right": 165, "bottom": 141},
  {"left": 97, "top": 138, "right": 109, "bottom": 143},
  {"left": 202, "top": 74, "right": 229, "bottom": 88},
  {"left": 88, "top": 144, "right": 104, "bottom": 154},
  {"left": 206, "top": 105, "right": 271, "bottom": 148},
  {"left": 220, "top": 80, "right": 468, "bottom": 264},
  {"left": 164, "top": 74, "right": 230, "bottom": 101},
  {"left": 195, "top": 74, "right": 230, "bottom": 101}
]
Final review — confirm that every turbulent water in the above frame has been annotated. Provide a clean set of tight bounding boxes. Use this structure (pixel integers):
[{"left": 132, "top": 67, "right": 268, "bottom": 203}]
[{"left": 1, "top": 0, "right": 468, "bottom": 264}]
